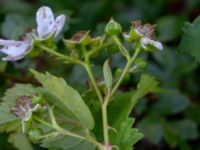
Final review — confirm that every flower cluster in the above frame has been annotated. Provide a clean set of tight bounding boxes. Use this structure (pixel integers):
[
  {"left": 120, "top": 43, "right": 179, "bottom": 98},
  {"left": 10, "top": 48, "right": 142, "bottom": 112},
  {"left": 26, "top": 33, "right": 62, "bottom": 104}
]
[
  {"left": 0, "top": 6, "right": 66, "bottom": 61},
  {"left": 123, "top": 20, "right": 163, "bottom": 51},
  {"left": 10, "top": 96, "right": 40, "bottom": 132}
]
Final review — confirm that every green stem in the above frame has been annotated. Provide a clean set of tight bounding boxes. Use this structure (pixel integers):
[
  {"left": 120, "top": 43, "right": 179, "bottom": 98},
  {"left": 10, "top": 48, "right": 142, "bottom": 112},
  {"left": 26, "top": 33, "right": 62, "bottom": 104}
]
[
  {"left": 84, "top": 63, "right": 103, "bottom": 103},
  {"left": 34, "top": 116, "right": 103, "bottom": 149},
  {"left": 111, "top": 45, "right": 141, "bottom": 97},
  {"left": 83, "top": 47, "right": 110, "bottom": 149},
  {"left": 102, "top": 95, "right": 110, "bottom": 148},
  {"left": 87, "top": 43, "right": 111, "bottom": 57},
  {"left": 38, "top": 45, "right": 83, "bottom": 65},
  {"left": 83, "top": 47, "right": 103, "bottom": 103},
  {"left": 113, "top": 36, "right": 130, "bottom": 60}
]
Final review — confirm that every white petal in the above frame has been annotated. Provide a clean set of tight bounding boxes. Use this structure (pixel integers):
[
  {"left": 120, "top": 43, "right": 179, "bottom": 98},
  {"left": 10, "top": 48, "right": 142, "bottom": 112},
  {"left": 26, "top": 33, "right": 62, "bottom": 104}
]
[
  {"left": 153, "top": 41, "right": 163, "bottom": 50},
  {"left": 141, "top": 37, "right": 163, "bottom": 51},
  {"left": 51, "top": 14, "right": 66, "bottom": 37},
  {"left": 2, "top": 55, "right": 24, "bottom": 61},
  {"left": 36, "top": 6, "right": 54, "bottom": 38},
  {"left": 0, "top": 39, "right": 22, "bottom": 46},
  {"left": 0, "top": 41, "right": 31, "bottom": 61},
  {"left": 123, "top": 33, "right": 130, "bottom": 39}
]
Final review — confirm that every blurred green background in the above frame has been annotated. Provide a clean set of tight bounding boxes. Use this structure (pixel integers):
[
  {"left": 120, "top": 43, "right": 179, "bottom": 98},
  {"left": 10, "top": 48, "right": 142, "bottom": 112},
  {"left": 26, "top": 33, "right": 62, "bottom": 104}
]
[{"left": 0, "top": 0, "right": 200, "bottom": 150}]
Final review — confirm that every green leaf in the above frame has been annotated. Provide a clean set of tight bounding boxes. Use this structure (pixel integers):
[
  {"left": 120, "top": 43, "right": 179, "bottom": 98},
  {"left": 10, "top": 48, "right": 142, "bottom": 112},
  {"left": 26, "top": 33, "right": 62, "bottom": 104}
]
[
  {"left": 138, "top": 114, "right": 164, "bottom": 145},
  {"left": 103, "top": 60, "right": 112, "bottom": 92},
  {"left": 8, "top": 132, "right": 33, "bottom": 150},
  {"left": 108, "top": 92, "right": 143, "bottom": 150},
  {"left": 108, "top": 75, "right": 159, "bottom": 149},
  {"left": 163, "top": 119, "right": 198, "bottom": 148},
  {"left": 177, "top": 16, "right": 200, "bottom": 62},
  {"left": 152, "top": 92, "right": 190, "bottom": 115},
  {"left": 42, "top": 135, "right": 95, "bottom": 150},
  {"left": 111, "top": 118, "right": 143, "bottom": 150},
  {"left": 157, "top": 15, "right": 185, "bottom": 41},
  {"left": 131, "top": 74, "right": 159, "bottom": 103},
  {"left": 31, "top": 69, "right": 94, "bottom": 130}
]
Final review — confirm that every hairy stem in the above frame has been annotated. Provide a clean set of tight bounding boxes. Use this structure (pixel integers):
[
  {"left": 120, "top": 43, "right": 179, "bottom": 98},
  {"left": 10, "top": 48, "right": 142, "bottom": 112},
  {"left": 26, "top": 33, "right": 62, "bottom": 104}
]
[
  {"left": 102, "top": 95, "right": 110, "bottom": 149},
  {"left": 111, "top": 45, "right": 141, "bottom": 97},
  {"left": 34, "top": 116, "right": 103, "bottom": 149},
  {"left": 38, "top": 45, "right": 83, "bottom": 65}
]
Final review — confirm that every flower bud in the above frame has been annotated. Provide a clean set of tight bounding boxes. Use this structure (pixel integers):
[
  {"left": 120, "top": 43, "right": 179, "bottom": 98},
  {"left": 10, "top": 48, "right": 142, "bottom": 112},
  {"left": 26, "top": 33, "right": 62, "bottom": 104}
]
[
  {"left": 105, "top": 18, "right": 122, "bottom": 36},
  {"left": 129, "top": 27, "right": 143, "bottom": 40},
  {"left": 28, "top": 128, "right": 42, "bottom": 142}
]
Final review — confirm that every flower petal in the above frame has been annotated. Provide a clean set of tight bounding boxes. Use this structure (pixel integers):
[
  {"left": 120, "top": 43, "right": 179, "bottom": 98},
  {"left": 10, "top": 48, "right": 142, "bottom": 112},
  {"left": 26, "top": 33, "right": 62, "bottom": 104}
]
[
  {"left": 0, "top": 39, "right": 23, "bottom": 46},
  {"left": 36, "top": 6, "right": 54, "bottom": 38},
  {"left": 52, "top": 14, "right": 66, "bottom": 37},
  {"left": 141, "top": 37, "right": 163, "bottom": 51},
  {"left": 0, "top": 41, "right": 31, "bottom": 61}
]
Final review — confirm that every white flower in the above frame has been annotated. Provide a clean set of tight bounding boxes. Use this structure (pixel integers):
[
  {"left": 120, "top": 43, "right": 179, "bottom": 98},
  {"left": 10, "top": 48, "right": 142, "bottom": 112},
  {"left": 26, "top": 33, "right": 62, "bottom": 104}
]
[
  {"left": 0, "top": 6, "right": 66, "bottom": 61},
  {"left": 0, "top": 39, "right": 32, "bottom": 61},
  {"left": 36, "top": 6, "right": 66, "bottom": 39},
  {"left": 140, "top": 37, "right": 163, "bottom": 51}
]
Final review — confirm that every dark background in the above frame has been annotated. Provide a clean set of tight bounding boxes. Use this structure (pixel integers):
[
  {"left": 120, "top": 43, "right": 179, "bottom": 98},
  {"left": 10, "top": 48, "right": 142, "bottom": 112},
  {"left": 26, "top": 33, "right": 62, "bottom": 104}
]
[{"left": 0, "top": 0, "right": 200, "bottom": 150}]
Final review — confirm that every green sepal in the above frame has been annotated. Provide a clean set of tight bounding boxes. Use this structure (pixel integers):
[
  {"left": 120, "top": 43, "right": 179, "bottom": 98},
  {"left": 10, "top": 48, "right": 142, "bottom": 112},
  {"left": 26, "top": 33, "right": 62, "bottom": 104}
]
[{"left": 105, "top": 18, "right": 122, "bottom": 36}]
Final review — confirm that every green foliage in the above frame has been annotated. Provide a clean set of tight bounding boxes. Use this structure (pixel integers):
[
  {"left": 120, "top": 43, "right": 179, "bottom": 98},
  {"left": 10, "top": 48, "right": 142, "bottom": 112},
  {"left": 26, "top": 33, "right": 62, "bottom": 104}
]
[
  {"left": 0, "top": 84, "right": 40, "bottom": 129},
  {"left": 152, "top": 92, "right": 190, "bottom": 115},
  {"left": 108, "top": 92, "right": 143, "bottom": 150},
  {"left": 178, "top": 16, "right": 200, "bottom": 62},
  {"left": 41, "top": 134, "right": 96, "bottom": 150},
  {"left": 157, "top": 15, "right": 185, "bottom": 41},
  {"left": 31, "top": 69, "right": 94, "bottom": 130},
  {"left": 163, "top": 119, "right": 198, "bottom": 148},
  {"left": 103, "top": 60, "right": 113, "bottom": 92},
  {"left": 138, "top": 114, "right": 163, "bottom": 144},
  {"left": 108, "top": 73, "right": 160, "bottom": 150},
  {"left": 112, "top": 118, "right": 143, "bottom": 150},
  {"left": 0, "top": 1, "right": 200, "bottom": 150},
  {"left": 132, "top": 74, "right": 159, "bottom": 103},
  {"left": 8, "top": 132, "right": 33, "bottom": 150}
]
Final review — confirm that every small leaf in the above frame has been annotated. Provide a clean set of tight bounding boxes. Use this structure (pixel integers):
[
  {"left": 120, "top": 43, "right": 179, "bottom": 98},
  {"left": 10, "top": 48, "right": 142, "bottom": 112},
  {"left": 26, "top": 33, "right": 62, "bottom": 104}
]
[
  {"left": 177, "top": 16, "right": 200, "bottom": 62},
  {"left": 132, "top": 74, "right": 159, "bottom": 103},
  {"left": 108, "top": 92, "right": 143, "bottom": 149},
  {"left": 103, "top": 59, "right": 112, "bottom": 92},
  {"left": 31, "top": 69, "right": 94, "bottom": 130},
  {"left": 110, "top": 118, "right": 143, "bottom": 150},
  {"left": 8, "top": 132, "right": 33, "bottom": 150}
]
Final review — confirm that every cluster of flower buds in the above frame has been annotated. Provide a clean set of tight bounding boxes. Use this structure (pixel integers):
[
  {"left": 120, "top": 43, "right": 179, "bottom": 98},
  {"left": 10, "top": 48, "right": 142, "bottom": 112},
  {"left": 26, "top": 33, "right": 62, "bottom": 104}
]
[
  {"left": 0, "top": 6, "right": 66, "bottom": 61},
  {"left": 104, "top": 18, "right": 163, "bottom": 52},
  {"left": 123, "top": 20, "right": 163, "bottom": 52},
  {"left": 64, "top": 31, "right": 102, "bottom": 57}
]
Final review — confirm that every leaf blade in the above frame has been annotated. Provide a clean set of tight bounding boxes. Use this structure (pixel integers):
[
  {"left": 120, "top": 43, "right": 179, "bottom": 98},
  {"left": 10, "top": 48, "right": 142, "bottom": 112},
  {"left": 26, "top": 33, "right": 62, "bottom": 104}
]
[{"left": 31, "top": 69, "right": 94, "bottom": 130}]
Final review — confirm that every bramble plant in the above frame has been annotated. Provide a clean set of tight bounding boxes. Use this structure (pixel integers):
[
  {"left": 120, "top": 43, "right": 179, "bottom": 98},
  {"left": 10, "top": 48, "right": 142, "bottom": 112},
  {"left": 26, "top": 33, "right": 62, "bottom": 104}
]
[{"left": 0, "top": 6, "right": 163, "bottom": 150}]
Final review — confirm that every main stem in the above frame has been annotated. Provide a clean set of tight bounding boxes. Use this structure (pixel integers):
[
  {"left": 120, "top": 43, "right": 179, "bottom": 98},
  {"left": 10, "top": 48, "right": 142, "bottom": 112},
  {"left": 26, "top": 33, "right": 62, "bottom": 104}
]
[
  {"left": 39, "top": 44, "right": 140, "bottom": 150},
  {"left": 102, "top": 95, "right": 110, "bottom": 148},
  {"left": 83, "top": 51, "right": 110, "bottom": 149},
  {"left": 85, "top": 63, "right": 110, "bottom": 149}
]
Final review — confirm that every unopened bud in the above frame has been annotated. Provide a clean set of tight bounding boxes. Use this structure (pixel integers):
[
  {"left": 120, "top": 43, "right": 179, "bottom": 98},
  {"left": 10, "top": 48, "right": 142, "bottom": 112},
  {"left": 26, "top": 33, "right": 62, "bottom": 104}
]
[{"left": 105, "top": 18, "right": 122, "bottom": 36}]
